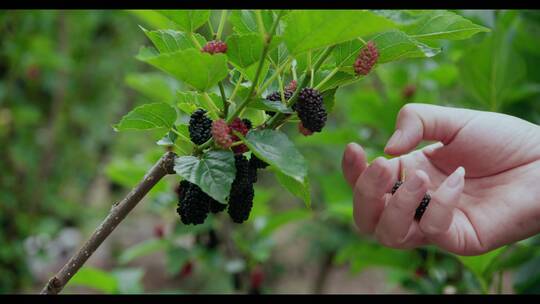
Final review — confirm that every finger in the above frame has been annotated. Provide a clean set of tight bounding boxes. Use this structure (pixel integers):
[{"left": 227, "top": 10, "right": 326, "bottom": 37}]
[
  {"left": 342, "top": 143, "right": 368, "bottom": 188},
  {"left": 384, "top": 104, "right": 475, "bottom": 156},
  {"left": 375, "top": 170, "right": 430, "bottom": 246},
  {"left": 353, "top": 157, "right": 396, "bottom": 234},
  {"left": 419, "top": 166, "right": 465, "bottom": 238}
]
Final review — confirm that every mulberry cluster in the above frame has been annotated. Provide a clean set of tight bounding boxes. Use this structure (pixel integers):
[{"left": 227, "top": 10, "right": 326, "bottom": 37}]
[
  {"left": 227, "top": 155, "right": 255, "bottom": 223},
  {"left": 177, "top": 180, "right": 227, "bottom": 225},
  {"left": 230, "top": 118, "right": 251, "bottom": 154},
  {"left": 354, "top": 41, "right": 379, "bottom": 76},
  {"left": 212, "top": 119, "right": 234, "bottom": 149},
  {"left": 176, "top": 180, "right": 210, "bottom": 225},
  {"left": 294, "top": 88, "right": 327, "bottom": 133},
  {"left": 265, "top": 90, "right": 293, "bottom": 117},
  {"left": 390, "top": 180, "right": 431, "bottom": 222},
  {"left": 201, "top": 40, "right": 227, "bottom": 54},
  {"left": 189, "top": 109, "right": 212, "bottom": 145}
]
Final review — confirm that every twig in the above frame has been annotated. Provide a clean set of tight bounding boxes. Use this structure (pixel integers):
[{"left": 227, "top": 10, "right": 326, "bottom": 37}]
[{"left": 40, "top": 152, "right": 177, "bottom": 295}]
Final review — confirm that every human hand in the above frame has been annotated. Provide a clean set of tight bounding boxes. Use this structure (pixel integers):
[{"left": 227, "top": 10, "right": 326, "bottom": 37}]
[{"left": 342, "top": 104, "right": 540, "bottom": 255}]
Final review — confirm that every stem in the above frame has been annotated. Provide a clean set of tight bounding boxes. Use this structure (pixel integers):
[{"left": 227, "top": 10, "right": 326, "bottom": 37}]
[
  {"left": 216, "top": 10, "right": 228, "bottom": 41},
  {"left": 229, "top": 74, "right": 244, "bottom": 102},
  {"left": 259, "top": 57, "right": 292, "bottom": 94},
  {"left": 314, "top": 67, "right": 339, "bottom": 91},
  {"left": 171, "top": 128, "right": 191, "bottom": 144},
  {"left": 202, "top": 92, "right": 222, "bottom": 117},
  {"left": 207, "top": 19, "right": 215, "bottom": 38},
  {"left": 266, "top": 45, "right": 336, "bottom": 129},
  {"left": 218, "top": 81, "right": 228, "bottom": 118},
  {"left": 255, "top": 10, "right": 266, "bottom": 41},
  {"left": 188, "top": 32, "right": 202, "bottom": 49},
  {"left": 226, "top": 10, "right": 284, "bottom": 124},
  {"left": 40, "top": 152, "right": 177, "bottom": 295}
]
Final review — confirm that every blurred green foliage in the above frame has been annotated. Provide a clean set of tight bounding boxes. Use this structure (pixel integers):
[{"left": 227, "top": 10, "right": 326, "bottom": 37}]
[{"left": 1, "top": 10, "right": 540, "bottom": 294}]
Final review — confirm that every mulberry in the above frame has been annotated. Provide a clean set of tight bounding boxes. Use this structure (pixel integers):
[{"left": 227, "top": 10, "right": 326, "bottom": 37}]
[
  {"left": 249, "top": 154, "right": 269, "bottom": 170},
  {"left": 286, "top": 80, "right": 297, "bottom": 92},
  {"left": 354, "top": 41, "right": 379, "bottom": 76},
  {"left": 177, "top": 180, "right": 210, "bottom": 225},
  {"left": 227, "top": 155, "right": 255, "bottom": 223},
  {"left": 230, "top": 117, "right": 250, "bottom": 154},
  {"left": 209, "top": 197, "right": 227, "bottom": 214},
  {"left": 390, "top": 180, "right": 431, "bottom": 222},
  {"left": 212, "top": 119, "right": 233, "bottom": 149},
  {"left": 189, "top": 109, "right": 213, "bottom": 145},
  {"left": 201, "top": 40, "right": 227, "bottom": 54},
  {"left": 265, "top": 90, "right": 293, "bottom": 117},
  {"left": 295, "top": 88, "right": 327, "bottom": 133},
  {"left": 298, "top": 122, "right": 314, "bottom": 136}
]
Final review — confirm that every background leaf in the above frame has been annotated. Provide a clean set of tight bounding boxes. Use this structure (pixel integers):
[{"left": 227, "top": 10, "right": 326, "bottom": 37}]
[
  {"left": 226, "top": 33, "right": 264, "bottom": 68},
  {"left": 274, "top": 169, "right": 311, "bottom": 208}
]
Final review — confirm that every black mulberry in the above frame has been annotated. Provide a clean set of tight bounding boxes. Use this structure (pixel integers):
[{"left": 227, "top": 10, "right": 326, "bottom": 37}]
[
  {"left": 177, "top": 180, "right": 210, "bottom": 225},
  {"left": 227, "top": 155, "right": 255, "bottom": 223},
  {"left": 295, "top": 88, "right": 327, "bottom": 133},
  {"left": 189, "top": 109, "right": 212, "bottom": 145},
  {"left": 265, "top": 90, "right": 293, "bottom": 117},
  {"left": 390, "top": 180, "right": 431, "bottom": 222}
]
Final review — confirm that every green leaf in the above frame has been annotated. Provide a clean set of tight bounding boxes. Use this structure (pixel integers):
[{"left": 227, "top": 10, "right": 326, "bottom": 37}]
[
  {"left": 105, "top": 157, "right": 168, "bottom": 196},
  {"left": 114, "top": 102, "right": 176, "bottom": 132},
  {"left": 142, "top": 27, "right": 206, "bottom": 53},
  {"left": 177, "top": 91, "right": 223, "bottom": 117},
  {"left": 174, "top": 150, "right": 236, "bottom": 204},
  {"left": 124, "top": 72, "right": 179, "bottom": 104},
  {"left": 248, "top": 98, "right": 294, "bottom": 114},
  {"left": 282, "top": 10, "right": 396, "bottom": 55},
  {"left": 226, "top": 33, "right": 264, "bottom": 68},
  {"left": 118, "top": 239, "right": 168, "bottom": 265},
  {"left": 333, "top": 30, "right": 439, "bottom": 68},
  {"left": 316, "top": 71, "right": 361, "bottom": 92},
  {"left": 258, "top": 209, "right": 311, "bottom": 238},
  {"left": 274, "top": 170, "right": 311, "bottom": 208},
  {"left": 458, "top": 20, "right": 526, "bottom": 111},
  {"left": 243, "top": 129, "right": 307, "bottom": 183},
  {"left": 321, "top": 87, "right": 337, "bottom": 113},
  {"left": 137, "top": 48, "right": 228, "bottom": 92},
  {"left": 456, "top": 246, "right": 507, "bottom": 291},
  {"left": 69, "top": 267, "right": 118, "bottom": 294},
  {"left": 157, "top": 10, "right": 210, "bottom": 32},
  {"left": 111, "top": 268, "right": 145, "bottom": 294},
  {"left": 403, "top": 10, "right": 490, "bottom": 41},
  {"left": 228, "top": 10, "right": 275, "bottom": 35}
]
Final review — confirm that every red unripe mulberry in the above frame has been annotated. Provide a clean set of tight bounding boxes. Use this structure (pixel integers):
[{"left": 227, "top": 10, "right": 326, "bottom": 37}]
[
  {"left": 201, "top": 40, "right": 227, "bottom": 54},
  {"left": 212, "top": 119, "right": 233, "bottom": 149},
  {"left": 354, "top": 41, "right": 379, "bottom": 76}
]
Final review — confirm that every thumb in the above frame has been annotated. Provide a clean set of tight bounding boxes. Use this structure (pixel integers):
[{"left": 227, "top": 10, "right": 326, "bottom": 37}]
[{"left": 384, "top": 104, "right": 475, "bottom": 156}]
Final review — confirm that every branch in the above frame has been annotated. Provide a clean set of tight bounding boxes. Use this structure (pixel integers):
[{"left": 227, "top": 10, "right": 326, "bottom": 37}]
[{"left": 40, "top": 152, "right": 177, "bottom": 295}]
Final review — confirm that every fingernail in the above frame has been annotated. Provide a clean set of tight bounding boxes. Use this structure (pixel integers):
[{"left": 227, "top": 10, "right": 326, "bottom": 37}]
[
  {"left": 405, "top": 170, "right": 424, "bottom": 191},
  {"left": 446, "top": 166, "right": 465, "bottom": 188},
  {"left": 385, "top": 129, "right": 402, "bottom": 150}
]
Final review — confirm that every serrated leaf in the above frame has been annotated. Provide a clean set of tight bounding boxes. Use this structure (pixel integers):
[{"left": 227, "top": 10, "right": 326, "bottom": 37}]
[
  {"left": 282, "top": 10, "right": 396, "bottom": 55},
  {"left": 333, "top": 30, "right": 440, "bottom": 68},
  {"left": 118, "top": 239, "right": 168, "bottom": 265},
  {"left": 242, "top": 129, "right": 307, "bottom": 183},
  {"left": 177, "top": 91, "right": 224, "bottom": 114},
  {"left": 274, "top": 170, "right": 311, "bottom": 208},
  {"left": 174, "top": 151, "right": 236, "bottom": 203},
  {"left": 316, "top": 71, "right": 361, "bottom": 92},
  {"left": 157, "top": 10, "right": 210, "bottom": 32},
  {"left": 321, "top": 87, "right": 337, "bottom": 113},
  {"left": 142, "top": 27, "right": 206, "bottom": 53},
  {"left": 124, "top": 72, "right": 179, "bottom": 104},
  {"left": 228, "top": 10, "right": 275, "bottom": 34},
  {"left": 403, "top": 10, "right": 490, "bottom": 41},
  {"left": 226, "top": 33, "right": 264, "bottom": 68},
  {"left": 114, "top": 102, "right": 176, "bottom": 131},
  {"left": 137, "top": 48, "right": 228, "bottom": 92}
]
